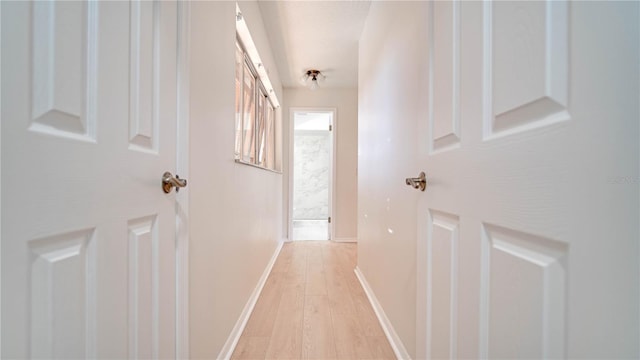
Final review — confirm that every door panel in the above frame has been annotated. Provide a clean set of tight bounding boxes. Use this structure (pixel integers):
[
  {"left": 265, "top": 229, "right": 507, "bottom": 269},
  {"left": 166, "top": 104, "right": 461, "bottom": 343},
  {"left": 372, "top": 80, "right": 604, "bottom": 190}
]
[
  {"left": 485, "top": 1, "right": 569, "bottom": 140},
  {"left": 429, "top": 1, "right": 461, "bottom": 154},
  {"left": 1, "top": 1, "right": 178, "bottom": 358},
  {"left": 29, "top": 228, "right": 96, "bottom": 359},
  {"left": 420, "top": 0, "right": 639, "bottom": 359},
  {"left": 129, "top": 1, "right": 161, "bottom": 153},
  {"left": 30, "top": 1, "right": 98, "bottom": 142},
  {"left": 482, "top": 224, "right": 567, "bottom": 359},
  {"left": 127, "top": 215, "right": 158, "bottom": 359},
  {"left": 426, "top": 210, "right": 459, "bottom": 359}
]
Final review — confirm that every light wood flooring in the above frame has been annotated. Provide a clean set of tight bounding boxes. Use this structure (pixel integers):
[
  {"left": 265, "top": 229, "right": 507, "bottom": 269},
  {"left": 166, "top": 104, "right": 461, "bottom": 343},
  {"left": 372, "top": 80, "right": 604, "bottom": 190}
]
[{"left": 231, "top": 241, "right": 396, "bottom": 360}]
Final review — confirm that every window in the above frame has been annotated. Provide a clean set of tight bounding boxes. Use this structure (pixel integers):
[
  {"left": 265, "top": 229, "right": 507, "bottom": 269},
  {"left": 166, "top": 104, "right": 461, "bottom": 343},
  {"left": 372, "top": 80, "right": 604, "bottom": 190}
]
[
  {"left": 234, "top": 38, "right": 278, "bottom": 171},
  {"left": 264, "top": 102, "right": 275, "bottom": 168},
  {"left": 241, "top": 56, "right": 256, "bottom": 163},
  {"left": 234, "top": 42, "right": 243, "bottom": 158}
]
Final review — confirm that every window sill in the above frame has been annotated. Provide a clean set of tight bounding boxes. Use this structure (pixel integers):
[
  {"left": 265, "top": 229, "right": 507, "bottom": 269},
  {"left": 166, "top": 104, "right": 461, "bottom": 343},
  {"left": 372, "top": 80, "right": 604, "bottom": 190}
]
[{"left": 235, "top": 159, "right": 282, "bottom": 174}]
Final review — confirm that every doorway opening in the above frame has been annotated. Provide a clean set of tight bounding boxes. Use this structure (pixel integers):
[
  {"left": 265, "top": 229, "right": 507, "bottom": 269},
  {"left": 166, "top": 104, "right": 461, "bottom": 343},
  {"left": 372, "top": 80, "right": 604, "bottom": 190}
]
[{"left": 290, "top": 110, "right": 334, "bottom": 241}]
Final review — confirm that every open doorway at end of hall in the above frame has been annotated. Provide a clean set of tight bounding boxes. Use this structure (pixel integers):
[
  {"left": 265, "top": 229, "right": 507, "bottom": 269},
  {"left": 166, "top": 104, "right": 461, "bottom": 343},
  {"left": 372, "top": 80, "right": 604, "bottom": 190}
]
[{"left": 290, "top": 109, "right": 334, "bottom": 241}]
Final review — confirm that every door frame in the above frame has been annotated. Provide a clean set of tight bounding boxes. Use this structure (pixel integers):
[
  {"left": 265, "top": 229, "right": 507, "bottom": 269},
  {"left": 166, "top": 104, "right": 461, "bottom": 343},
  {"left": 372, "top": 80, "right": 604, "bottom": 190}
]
[
  {"left": 288, "top": 108, "right": 337, "bottom": 241},
  {"left": 176, "top": 1, "right": 190, "bottom": 358}
]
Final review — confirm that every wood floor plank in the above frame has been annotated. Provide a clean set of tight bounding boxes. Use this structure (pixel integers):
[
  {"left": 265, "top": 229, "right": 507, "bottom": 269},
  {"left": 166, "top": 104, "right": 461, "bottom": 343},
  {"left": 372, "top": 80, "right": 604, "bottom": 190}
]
[
  {"left": 243, "top": 275, "right": 283, "bottom": 337},
  {"left": 323, "top": 257, "right": 356, "bottom": 314},
  {"left": 231, "top": 336, "right": 270, "bottom": 360},
  {"left": 306, "top": 245, "right": 327, "bottom": 296},
  {"left": 367, "top": 336, "right": 397, "bottom": 360},
  {"left": 265, "top": 278, "right": 305, "bottom": 359},
  {"left": 344, "top": 267, "right": 363, "bottom": 293},
  {"left": 351, "top": 287, "right": 386, "bottom": 337},
  {"left": 331, "top": 307, "right": 374, "bottom": 359},
  {"left": 302, "top": 295, "right": 336, "bottom": 359},
  {"left": 283, "top": 245, "right": 307, "bottom": 288},
  {"left": 271, "top": 244, "right": 293, "bottom": 273}
]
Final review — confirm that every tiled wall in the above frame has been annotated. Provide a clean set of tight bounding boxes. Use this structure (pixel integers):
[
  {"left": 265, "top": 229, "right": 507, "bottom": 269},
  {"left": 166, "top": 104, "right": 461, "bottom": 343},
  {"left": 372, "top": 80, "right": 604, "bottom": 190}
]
[{"left": 293, "top": 131, "right": 330, "bottom": 220}]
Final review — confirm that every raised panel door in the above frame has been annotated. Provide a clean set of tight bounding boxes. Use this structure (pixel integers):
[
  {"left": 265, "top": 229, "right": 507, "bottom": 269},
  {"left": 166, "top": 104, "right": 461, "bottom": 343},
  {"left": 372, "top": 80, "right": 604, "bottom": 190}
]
[
  {"left": 1, "top": 1, "right": 179, "bottom": 358},
  {"left": 417, "top": 1, "right": 639, "bottom": 358}
]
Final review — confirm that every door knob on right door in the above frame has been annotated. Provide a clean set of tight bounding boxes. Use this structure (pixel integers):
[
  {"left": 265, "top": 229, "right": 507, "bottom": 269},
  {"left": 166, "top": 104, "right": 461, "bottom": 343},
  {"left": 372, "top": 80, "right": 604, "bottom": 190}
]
[
  {"left": 162, "top": 171, "right": 188, "bottom": 193},
  {"left": 405, "top": 172, "right": 427, "bottom": 191}
]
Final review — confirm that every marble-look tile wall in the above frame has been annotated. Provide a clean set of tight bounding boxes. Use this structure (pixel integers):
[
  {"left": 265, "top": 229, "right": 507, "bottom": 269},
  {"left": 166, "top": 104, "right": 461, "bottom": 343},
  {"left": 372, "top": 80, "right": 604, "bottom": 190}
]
[{"left": 293, "top": 131, "right": 330, "bottom": 220}]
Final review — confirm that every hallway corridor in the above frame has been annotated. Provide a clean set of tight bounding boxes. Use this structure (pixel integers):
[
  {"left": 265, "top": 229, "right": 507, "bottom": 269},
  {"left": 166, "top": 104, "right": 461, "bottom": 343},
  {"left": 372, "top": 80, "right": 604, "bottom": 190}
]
[{"left": 232, "top": 242, "right": 395, "bottom": 359}]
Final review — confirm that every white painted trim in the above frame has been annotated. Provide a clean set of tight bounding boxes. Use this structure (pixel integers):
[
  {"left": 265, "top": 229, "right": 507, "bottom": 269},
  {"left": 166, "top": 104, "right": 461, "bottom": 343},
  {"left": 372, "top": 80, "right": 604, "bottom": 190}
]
[
  {"left": 217, "top": 241, "right": 284, "bottom": 360},
  {"left": 333, "top": 237, "right": 357, "bottom": 243},
  {"left": 175, "top": 2, "right": 191, "bottom": 359},
  {"left": 354, "top": 267, "right": 411, "bottom": 360},
  {"left": 330, "top": 109, "right": 337, "bottom": 241},
  {"left": 0, "top": 1, "right": 3, "bottom": 351},
  {"left": 287, "top": 109, "right": 294, "bottom": 241},
  {"left": 288, "top": 107, "right": 337, "bottom": 241}
]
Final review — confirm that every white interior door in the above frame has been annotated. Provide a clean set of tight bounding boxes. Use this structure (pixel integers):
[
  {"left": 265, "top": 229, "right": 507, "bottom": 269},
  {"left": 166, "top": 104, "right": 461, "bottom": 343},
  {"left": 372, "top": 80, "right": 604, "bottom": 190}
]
[
  {"left": 1, "top": 1, "right": 180, "bottom": 358},
  {"left": 418, "top": 1, "right": 638, "bottom": 359}
]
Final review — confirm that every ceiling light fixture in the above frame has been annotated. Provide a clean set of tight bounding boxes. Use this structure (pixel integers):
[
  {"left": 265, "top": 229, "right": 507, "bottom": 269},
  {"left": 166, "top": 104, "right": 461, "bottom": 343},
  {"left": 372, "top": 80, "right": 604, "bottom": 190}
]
[{"left": 300, "top": 69, "right": 325, "bottom": 91}]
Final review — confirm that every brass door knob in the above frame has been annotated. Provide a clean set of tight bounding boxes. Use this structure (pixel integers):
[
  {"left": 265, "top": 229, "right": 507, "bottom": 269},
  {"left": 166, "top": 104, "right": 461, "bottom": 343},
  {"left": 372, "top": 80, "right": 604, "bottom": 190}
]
[{"left": 405, "top": 172, "right": 427, "bottom": 191}]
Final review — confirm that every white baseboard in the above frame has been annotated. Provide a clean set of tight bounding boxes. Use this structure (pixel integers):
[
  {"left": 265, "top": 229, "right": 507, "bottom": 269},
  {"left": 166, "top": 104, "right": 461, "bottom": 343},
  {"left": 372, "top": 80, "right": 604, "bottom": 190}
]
[
  {"left": 333, "top": 237, "right": 357, "bottom": 243},
  {"left": 354, "top": 267, "right": 411, "bottom": 360},
  {"left": 217, "top": 241, "right": 284, "bottom": 360}
]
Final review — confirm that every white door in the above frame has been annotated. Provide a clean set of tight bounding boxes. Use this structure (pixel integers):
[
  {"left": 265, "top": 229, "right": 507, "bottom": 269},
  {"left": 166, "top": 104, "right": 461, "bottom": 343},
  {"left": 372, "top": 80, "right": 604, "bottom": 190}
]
[
  {"left": 417, "top": 1, "right": 638, "bottom": 359},
  {"left": 2, "top": 1, "right": 180, "bottom": 358}
]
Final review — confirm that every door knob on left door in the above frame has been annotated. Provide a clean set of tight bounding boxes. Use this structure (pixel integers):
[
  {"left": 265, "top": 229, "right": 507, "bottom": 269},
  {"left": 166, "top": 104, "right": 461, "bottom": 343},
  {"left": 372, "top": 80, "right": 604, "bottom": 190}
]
[
  {"left": 405, "top": 172, "right": 427, "bottom": 191},
  {"left": 162, "top": 171, "right": 188, "bottom": 193}
]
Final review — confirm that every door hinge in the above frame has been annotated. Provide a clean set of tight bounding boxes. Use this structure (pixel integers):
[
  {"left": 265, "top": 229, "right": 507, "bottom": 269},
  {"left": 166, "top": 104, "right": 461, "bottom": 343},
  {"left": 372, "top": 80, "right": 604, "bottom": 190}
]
[
  {"left": 329, "top": 124, "right": 332, "bottom": 131},
  {"left": 328, "top": 216, "right": 332, "bottom": 223}
]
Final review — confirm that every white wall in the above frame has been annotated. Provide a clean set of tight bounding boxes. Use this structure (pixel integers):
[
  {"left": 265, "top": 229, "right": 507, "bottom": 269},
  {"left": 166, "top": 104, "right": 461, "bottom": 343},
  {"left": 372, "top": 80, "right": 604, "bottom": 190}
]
[
  {"left": 283, "top": 88, "right": 358, "bottom": 241},
  {"left": 188, "top": 2, "right": 283, "bottom": 357},
  {"left": 357, "top": 2, "right": 428, "bottom": 358}
]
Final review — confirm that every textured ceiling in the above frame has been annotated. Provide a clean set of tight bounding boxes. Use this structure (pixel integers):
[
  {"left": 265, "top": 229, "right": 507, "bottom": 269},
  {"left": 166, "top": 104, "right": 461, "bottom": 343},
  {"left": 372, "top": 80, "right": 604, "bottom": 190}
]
[{"left": 258, "top": 1, "right": 371, "bottom": 89}]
